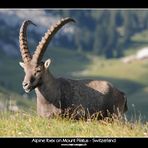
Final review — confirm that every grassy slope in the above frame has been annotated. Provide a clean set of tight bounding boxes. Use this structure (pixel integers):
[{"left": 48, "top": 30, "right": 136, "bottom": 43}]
[
  {"left": 0, "top": 112, "right": 148, "bottom": 137},
  {"left": 0, "top": 53, "right": 148, "bottom": 137},
  {"left": 0, "top": 44, "right": 148, "bottom": 136}
]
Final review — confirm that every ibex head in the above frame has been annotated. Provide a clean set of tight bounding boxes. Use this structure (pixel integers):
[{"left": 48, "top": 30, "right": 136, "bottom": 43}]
[{"left": 19, "top": 18, "right": 75, "bottom": 93}]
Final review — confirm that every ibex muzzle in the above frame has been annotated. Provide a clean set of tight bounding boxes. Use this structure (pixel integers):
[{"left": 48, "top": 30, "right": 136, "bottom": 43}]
[
  {"left": 20, "top": 61, "right": 45, "bottom": 93},
  {"left": 19, "top": 17, "right": 127, "bottom": 119}
]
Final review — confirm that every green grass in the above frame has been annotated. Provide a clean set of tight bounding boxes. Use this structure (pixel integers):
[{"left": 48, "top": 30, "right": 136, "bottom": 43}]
[
  {"left": 131, "top": 30, "right": 148, "bottom": 43},
  {"left": 122, "top": 30, "right": 148, "bottom": 56},
  {"left": 0, "top": 112, "right": 148, "bottom": 137},
  {"left": 75, "top": 57, "right": 148, "bottom": 84}
]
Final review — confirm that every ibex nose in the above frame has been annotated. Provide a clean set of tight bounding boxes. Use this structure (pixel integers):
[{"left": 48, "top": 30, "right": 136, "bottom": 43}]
[{"left": 22, "top": 82, "right": 29, "bottom": 88}]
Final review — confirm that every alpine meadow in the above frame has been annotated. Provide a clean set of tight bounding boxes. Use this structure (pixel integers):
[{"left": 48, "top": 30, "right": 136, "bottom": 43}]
[{"left": 0, "top": 10, "right": 148, "bottom": 138}]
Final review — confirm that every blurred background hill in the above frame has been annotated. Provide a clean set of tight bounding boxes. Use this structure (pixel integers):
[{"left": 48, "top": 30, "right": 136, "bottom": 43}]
[{"left": 0, "top": 9, "right": 148, "bottom": 121}]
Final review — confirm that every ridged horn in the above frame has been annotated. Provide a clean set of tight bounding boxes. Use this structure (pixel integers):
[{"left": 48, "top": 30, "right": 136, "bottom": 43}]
[
  {"left": 19, "top": 20, "right": 36, "bottom": 63},
  {"left": 31, "top": 17, "right": 75, "bottom": 64}
]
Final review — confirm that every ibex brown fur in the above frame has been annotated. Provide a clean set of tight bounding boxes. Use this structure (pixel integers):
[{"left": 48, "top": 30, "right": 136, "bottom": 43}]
[{"left": 19, "top": 18, "right": 128, "bottom": 119}]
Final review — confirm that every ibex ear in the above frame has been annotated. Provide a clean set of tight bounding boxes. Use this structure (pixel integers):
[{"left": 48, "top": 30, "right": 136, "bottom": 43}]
[
  {"left": 19, "top": 62, "right": 24, "bottom": 68},
  {"left": 44, "top": 59, "right": 51, "bottom": 69}
]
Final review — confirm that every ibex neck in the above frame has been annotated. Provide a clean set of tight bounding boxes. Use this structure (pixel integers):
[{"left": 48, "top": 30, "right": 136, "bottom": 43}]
[
  {"left": 42, "top": 70, "right": 56, "bottom": 85},
  {"left": 35, "top": 70, "right": 61, "bottom": 103},
  {"left": 35, "top": 70, "right": 61, "bottom": 117},
  {"left": 35, "top": 70, "right": 59, "bottom": 97}
]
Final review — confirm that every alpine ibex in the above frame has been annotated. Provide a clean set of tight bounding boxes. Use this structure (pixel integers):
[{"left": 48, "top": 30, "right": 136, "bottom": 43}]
[{"left": 19, "top": 17, "right": 128, "bottom": 119}]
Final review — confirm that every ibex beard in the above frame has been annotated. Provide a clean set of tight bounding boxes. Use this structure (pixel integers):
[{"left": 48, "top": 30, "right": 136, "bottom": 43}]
[{"left": 19, "top": 18, "right": 128, "bottom": 120}]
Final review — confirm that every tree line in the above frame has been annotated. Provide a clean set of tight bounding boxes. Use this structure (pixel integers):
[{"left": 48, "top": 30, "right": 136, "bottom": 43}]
[{"left": 46, "top": 10, "right": 148, "bottom": 58}]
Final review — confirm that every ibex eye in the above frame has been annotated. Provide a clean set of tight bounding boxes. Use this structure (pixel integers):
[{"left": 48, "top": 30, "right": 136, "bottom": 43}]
[{"left": 36, "top": 69, "right": 41, "bottom": 73}]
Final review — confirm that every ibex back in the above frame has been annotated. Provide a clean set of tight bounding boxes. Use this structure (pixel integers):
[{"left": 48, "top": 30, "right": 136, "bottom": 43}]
[{"left": 19, "top": 18, "right": 128, "bottom": 119}]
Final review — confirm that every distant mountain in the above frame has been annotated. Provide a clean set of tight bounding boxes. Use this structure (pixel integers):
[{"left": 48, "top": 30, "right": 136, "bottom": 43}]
[{"left": 0, "top": 10, "right": 75, "bottom": 57}]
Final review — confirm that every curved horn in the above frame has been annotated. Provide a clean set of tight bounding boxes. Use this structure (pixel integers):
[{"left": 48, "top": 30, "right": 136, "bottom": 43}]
[
  {"left": 31, "top": 17, "right": 75, "bottom": 64},
  {"left": 19, "top": 20, "right": 36, "bottom": 63}
]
